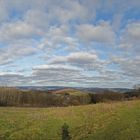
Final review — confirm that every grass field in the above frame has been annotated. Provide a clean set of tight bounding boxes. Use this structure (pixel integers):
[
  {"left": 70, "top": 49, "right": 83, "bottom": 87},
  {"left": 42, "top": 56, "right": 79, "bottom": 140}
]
[{"left": 0, "top": 100, "right": 140, "bottom": 140}]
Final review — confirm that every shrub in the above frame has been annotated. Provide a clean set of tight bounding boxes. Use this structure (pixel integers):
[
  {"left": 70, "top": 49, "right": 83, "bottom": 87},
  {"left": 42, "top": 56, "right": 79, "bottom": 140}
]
[{"left": 61, "top": 123, "right": 71, "bottom": 140}]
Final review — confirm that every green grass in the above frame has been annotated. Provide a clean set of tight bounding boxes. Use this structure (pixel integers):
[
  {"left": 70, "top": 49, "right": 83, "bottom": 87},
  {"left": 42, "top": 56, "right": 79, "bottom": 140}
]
[{"left": 0, "top": 100, "right": 140, "bottom": 140}]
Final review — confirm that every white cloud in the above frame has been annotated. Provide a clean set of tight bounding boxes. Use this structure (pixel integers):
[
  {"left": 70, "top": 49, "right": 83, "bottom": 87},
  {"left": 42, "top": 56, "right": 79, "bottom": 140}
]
[{"left": 33, "top": 64, "right": 79, "bottom": 71}]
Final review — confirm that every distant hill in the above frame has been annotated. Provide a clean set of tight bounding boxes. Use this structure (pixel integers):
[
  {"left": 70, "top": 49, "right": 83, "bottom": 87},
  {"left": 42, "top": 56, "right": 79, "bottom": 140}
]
[
  {"left": 51, "top": 88, "right": 86, "bottom": 96},
  {"left": 78, "top": 87, "right": 133, "bottom": 94},
  {"left": 17, "top": 86, "right": 68, "bottom": 91},
  {"left": 17, "top": 86, "right": 133, "bottom": 93}
]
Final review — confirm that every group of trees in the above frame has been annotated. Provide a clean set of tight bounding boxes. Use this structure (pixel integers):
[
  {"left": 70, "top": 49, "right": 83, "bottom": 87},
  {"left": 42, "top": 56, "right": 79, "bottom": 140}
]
[
  {"left": 0, "top": 87, "right": 91, "bottom": 107},
  {"left": 89, "top": 88, "right": 140, "bottom": 104},
  {"left": 124, "top": 87, "right": 140, "bottom": 99},
  {"left": 89, "top": 90, "right": 124, "bottom": 103}
]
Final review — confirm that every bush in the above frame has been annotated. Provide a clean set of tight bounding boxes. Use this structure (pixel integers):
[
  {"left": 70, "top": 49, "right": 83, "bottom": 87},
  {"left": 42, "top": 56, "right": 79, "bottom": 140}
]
[{"left": 61, "top": 123, "right": 71, "bottom": 140}]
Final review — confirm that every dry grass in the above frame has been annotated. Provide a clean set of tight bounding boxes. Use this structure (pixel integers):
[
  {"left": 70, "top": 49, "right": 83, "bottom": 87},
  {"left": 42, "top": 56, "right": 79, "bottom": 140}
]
[{"left": 0, "top": 100, "right": 140, "bottom": 140}]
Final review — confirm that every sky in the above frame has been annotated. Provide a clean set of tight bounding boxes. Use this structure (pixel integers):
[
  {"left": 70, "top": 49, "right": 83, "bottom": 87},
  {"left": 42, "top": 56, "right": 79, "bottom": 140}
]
[{"left": 0, "top": 0, "right": 140, "bottom": 88}]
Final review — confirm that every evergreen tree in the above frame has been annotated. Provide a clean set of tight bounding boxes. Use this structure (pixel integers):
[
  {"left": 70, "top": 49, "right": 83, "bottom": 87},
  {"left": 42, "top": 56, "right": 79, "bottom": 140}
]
[{"left": 62, "top": 123, "right": 71, "bottom": 140}]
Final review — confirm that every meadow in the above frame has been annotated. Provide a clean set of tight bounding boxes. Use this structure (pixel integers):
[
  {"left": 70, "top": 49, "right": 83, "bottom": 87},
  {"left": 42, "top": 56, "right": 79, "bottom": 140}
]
[{"left": 0, "top": 100, "right": 140, "bottom": 140}]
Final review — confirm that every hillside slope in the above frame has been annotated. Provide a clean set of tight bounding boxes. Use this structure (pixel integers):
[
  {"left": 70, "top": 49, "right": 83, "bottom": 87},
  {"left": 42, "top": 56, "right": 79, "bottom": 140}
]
[
  {"left": 0, "top": 100, "right": 140, "bottom": 140},
  {"left": 51, "top": 88, "right": 86, "bottom": 96}
]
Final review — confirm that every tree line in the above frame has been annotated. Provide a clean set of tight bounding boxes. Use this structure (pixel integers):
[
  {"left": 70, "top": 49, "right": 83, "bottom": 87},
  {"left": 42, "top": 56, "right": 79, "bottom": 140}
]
[{"left": 0, "top": 87, "right": 91, "bottom": 107}]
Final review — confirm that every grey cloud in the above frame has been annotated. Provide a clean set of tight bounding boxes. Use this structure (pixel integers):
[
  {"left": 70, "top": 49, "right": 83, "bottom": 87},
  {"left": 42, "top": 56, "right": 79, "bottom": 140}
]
[
  {"left": 0, "top": 0, "right": 139, "bottom": 88},
  {"left": 38, "top": 25, "right": 79, "bottom": 52},
  {"left": 112, "top": 56, "right": 140, "bottom": 78},
  {"left": 117, "top": 21, "right": 140, "bottom": 60},
  {"left": 0, "top": 61, "right": 137, "bottom": 88},
  {"left": 50, "top": 52, "right": 97, "bottom": 64},
  {"left": 49, "top": 51, "right": 108, "bottom": 71},
  {"left": 0, "top": 43, "right": 38, "bottom": 65},
  {"left": 31, "top": 64, "right": 84, "bottom": 85},
  {"left": 76, "top": 21, "right": 115, "bottom": 44},
  {"left": 120, "top": 22, "right": 140, "bottom": 51},
  {"left": 24, "top": 9, "right": 49, "bottom": 30},
  {"left": 30, "top": 64, "right": 131, "bottom": 87},
  {"left": 0, "top": 21, "right": 44, "bottom": 43},
  {"left": 0, "top": 73, "right": 29, "bottom": 86}
]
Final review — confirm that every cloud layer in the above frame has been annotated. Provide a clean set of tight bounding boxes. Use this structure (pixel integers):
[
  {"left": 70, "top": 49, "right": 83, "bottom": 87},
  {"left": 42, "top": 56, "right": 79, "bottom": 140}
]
[{"left": 0, "top": 0, "right": 140, "bottom": 88}]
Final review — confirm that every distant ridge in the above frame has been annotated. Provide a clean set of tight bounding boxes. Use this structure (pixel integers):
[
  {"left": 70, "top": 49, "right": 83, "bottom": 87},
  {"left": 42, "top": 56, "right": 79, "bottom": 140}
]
[
  {"left": 16, "top": 86, "right": 133, "bottom": 93},
  {"left": 51, "top": 88, "right": 85, "bottom": 96}
]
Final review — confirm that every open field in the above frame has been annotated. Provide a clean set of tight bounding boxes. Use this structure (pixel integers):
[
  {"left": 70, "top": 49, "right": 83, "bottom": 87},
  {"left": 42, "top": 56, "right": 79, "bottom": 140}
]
[{"left": 0, "top": 100, "right": 140, "bottom": 140}]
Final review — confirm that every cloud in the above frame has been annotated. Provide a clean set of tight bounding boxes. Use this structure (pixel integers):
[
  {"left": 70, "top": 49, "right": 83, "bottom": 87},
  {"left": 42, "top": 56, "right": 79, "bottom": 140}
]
[
  {"left": 30, "top": 62, "right": 130, "bottom": 87},
  {"left": 0, "top": 21, "right": 43, "bottom": 43},
  {"left": 112, "top": 56, "right": 140, "bottom": 78},
  {"left": 0, "top": 72, "right": 29, "bottom": 86},
  {"left": 0, "top": 0, "right": 9, "bottom": 22},
  {"left": 24, "top": 9, "right": 49, "bottom": 30},
  {"left": 31, "top": 64, "right": 84, "bottom": 86},
  {"left": 38, "top": 25, "right": 78, "bottom": 52},
  {"left": 49, "top": 52, "right": 99, "bottom": 69},
  {"left": 121, "top": 22, "right": 140, "bottom": 44},
  {"left": 31, "top": 64, "right": 104, "bottom": 86},
  {"left": 0, "top": 0, "right": 139, "bottom": 88},
  {"left": 125, "top": 22, "right": 140, "bottom": 39},
  {"left": 76, "top": 21, "right": 115, "bottom": 44},
  {"left": 119, "top": 21, "right": 140, "bottom": 55},
  {"left": 0, "top": 43, "right": 38, "bottom": 65}
]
